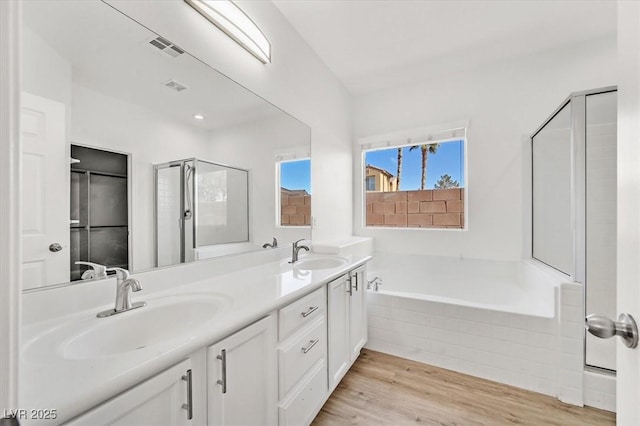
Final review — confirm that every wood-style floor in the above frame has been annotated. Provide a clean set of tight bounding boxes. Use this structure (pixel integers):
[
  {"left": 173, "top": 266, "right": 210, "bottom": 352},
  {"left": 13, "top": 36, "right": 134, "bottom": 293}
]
[{"left": 312, "top": 349, "right": 615, "bottom": 426}]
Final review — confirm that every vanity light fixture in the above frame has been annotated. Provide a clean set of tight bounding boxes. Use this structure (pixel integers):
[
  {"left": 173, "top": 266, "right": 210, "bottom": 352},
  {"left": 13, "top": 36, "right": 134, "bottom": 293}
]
[
  {"left": 184, "top": 0, "right": 271, "bottom": 64},
  {"left": 193, "top": 114, "right": 205, "bottom": 120}
]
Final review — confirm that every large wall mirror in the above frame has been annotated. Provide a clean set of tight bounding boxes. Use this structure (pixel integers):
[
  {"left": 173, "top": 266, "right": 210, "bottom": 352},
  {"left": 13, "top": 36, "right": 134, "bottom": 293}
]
[{"left": 21, "top": 1, "right": 311, "bottom": 291}]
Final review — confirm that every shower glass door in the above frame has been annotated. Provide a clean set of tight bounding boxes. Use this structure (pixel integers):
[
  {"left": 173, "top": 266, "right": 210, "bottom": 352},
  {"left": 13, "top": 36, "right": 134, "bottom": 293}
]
[
  {"left": 532, "top": 102, "right": 573, "bottom": 275},
  {"left": 194, "top": 160, "right": 249, "bottom": 247}
]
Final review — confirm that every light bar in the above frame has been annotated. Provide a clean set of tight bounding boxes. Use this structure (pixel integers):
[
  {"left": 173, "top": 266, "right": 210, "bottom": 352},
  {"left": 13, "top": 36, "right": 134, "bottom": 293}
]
[{"left": 184, "top": 0, "right": 271, "bottom": 64}]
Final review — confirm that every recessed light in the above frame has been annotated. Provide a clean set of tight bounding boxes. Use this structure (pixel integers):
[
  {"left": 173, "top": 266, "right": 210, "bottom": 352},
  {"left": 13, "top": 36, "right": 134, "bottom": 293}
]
[{"left": 193, "top": 114, "right": 205, "bottom": 120}]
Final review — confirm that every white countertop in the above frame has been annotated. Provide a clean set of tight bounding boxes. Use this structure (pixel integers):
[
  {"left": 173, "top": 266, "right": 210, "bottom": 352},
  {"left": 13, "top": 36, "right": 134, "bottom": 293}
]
[{"left": 19, "top": 253, "right": 371, "bottom": 425}]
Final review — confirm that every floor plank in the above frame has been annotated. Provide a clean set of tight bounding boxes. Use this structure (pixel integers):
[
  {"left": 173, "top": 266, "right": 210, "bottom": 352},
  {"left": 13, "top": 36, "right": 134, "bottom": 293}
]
[{"left": 312, "top": 349, "right": 615, "bottom": 426}]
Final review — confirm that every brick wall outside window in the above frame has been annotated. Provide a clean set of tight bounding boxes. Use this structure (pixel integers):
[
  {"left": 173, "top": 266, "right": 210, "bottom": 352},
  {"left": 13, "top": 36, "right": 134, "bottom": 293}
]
[
  {"left": 366, "top": 188, "right": 464, "bottom": 228},
  {"left": 281, "top": 194, "right": 311, "bottom": 226}
]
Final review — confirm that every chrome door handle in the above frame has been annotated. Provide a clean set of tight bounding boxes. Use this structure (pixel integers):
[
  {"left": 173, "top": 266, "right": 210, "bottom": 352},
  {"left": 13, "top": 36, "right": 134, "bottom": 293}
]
[
  {"left": 216, "top": 349, "right": 227, "bottom": 394},
  {"left": 586, "top": 313, "right": 639, "bottom": 348},
  {"left": 301, "top": 339, "right": 320, "bottom": 354},
  {"left": 49, "top": 243, "right": 63, "bottom": 252},
  {"left": 301, "top": 306, "right": 319, "bottom": 318},
  {"left": 181, "top": 369, "right": 193, "bottom": 420}
]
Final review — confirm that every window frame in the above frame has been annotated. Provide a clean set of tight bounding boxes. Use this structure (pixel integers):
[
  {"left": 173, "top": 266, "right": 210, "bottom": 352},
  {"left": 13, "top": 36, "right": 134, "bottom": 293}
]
[
  {"left": 275, "top": 157, "right": 311, "bottom": 228},
  {"left": 361, "top": 135, "right": 468, "bottom": 231}
]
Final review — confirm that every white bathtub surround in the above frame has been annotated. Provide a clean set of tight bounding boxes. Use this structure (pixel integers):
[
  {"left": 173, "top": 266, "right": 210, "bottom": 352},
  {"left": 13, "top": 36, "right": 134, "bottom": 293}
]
[
  {"left": 366, "top": 253, "right": 585, "bottom": 400},
  {"left": 558, "top": 282, "right": 585, "bottom": 406},
  {"left": 367, "top": 292, "right": 560, "bottom": 396},
  {"left": 583, "top": 370, "right": 616, "bottom": 412},
  {"left": 20, "top": 248, "right": 370, "bottom": 425}
]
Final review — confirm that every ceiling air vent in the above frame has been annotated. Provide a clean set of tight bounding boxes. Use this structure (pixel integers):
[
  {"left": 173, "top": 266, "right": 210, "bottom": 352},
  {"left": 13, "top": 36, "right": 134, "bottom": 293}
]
[
  {"left": 147, "top": 36, "right": 185, "bottom": 58},
  {"left": 162, "top": 79, "right": 189, "bottom": 92}
]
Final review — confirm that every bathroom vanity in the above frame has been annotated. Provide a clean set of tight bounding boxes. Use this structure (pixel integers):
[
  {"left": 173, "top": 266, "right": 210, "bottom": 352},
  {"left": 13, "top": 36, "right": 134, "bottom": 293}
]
[{"left": 20, "top": 251, "right": 370, "bottom": 425}]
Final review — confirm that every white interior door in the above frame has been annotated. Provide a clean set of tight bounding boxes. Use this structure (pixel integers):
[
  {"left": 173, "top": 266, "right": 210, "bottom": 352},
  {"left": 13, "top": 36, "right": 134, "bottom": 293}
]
[
  {"left": 616, "top": 2, "right": 640, "bottom": 423},
  {"left": 21, "top": 92, "right": 68, "bottom": 289}
]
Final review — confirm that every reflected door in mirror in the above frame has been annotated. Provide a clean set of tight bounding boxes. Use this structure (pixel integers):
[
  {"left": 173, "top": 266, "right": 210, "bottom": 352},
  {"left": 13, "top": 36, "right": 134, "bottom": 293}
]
[{"left": 21, "top": 92, "right": 69, "bottom": 289}]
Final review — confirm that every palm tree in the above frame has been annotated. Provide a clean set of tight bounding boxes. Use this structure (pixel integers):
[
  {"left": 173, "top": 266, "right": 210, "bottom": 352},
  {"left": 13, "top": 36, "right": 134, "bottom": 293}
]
[
  {"left": 409, "top": 143, "right": 440, "bottom": 190},
  {"left": 396, "top": 147, "right": 403, "bottom": 191}
]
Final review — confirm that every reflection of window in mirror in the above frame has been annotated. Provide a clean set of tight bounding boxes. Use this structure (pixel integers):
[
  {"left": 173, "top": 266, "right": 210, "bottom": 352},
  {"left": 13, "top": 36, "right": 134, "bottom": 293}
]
[
  {"left": 277, "top": 158, "right": 311, "bottom": 227},
  {"left": 363, "top": 138, "right": 466, "bottom": 229}
]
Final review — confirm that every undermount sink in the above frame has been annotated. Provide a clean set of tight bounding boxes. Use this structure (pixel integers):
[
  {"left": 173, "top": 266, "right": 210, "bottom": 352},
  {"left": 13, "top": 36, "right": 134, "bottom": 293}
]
[
  {"left": 293, "top": 255, "right": 349, "bottom": 271},
  {"left": 60, "top": 295, "right": 229, "bottom": 359},
  {"left": 32, "top": 294, "right": 231, "bottom": 360}
]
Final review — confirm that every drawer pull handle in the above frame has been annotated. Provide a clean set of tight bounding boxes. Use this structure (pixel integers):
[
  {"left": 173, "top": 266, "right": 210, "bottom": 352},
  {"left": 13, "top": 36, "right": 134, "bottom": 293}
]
[
  {"left": 216, "top": 349, "right": 227, "bottom": 394},
  {"left": 181, "top": 369, "right": 193, "bottom": 420},
  {"left": 301, "top": 305, "right": 319, "bottom": 318},
  {"left": 302, "top": 338, "right": 320, "bottom": 354}
]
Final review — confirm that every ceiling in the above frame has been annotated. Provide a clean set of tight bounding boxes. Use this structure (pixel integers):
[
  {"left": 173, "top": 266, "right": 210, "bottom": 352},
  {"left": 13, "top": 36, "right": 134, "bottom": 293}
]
[
  {"left": 23, "top": 1, "right": 283, "bottom": 131},
  {"left": 273, "top": 0, "right": 617, "bottom": 96}
]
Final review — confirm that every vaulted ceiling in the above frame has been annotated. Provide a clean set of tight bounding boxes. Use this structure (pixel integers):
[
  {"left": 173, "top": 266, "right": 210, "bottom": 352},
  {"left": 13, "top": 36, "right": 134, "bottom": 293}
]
[{"left": 273, "top": 1, "right": 617, "bottom": 95}]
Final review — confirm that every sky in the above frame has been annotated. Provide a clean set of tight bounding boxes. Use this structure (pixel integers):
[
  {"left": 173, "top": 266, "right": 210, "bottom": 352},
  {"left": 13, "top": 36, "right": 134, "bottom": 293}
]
[
  {"left": 365, "top": 139, "right": 465, "bottom": 190},
  {"left": 281, "top": 159, "right": 311, "bottom": 193}
]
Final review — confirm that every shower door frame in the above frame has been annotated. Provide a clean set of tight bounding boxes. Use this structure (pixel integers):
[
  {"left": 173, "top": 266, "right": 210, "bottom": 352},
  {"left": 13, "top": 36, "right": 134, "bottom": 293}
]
[
  {"left": 154, "top": 158, "right": 251, "bottom": 267},
  {"left": 531, "top": 86, "right": 618, "bottom": 374},
  {"left": 154, "top": 159, "right": 191, "bottom": 266}
]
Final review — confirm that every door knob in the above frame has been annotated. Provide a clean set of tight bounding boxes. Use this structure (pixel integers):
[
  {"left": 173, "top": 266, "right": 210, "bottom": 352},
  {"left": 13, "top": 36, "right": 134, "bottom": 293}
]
[
  {"left": 49, "top": 243, "right": 63, "bottom": 252},
  {"left": 585, "top": 313, "right": 638, "bottom": 348}
]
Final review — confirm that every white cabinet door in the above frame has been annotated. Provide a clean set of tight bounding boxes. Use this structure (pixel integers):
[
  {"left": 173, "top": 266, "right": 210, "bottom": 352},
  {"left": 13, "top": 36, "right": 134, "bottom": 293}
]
[
  {"left": 65, "top": 359, "right": 193, "bottom": 426},
  {"left": 208, "top": 315, "right": 278, "bottom": 426},
  {"left": 349, "top": 266, "right": 367, "bottom": 362},
  {"left": 21, "top": 92, "right": 69, "bottom": 288},
  {"left": 327, "top": 274, "right": 350, "bottom": 391}
]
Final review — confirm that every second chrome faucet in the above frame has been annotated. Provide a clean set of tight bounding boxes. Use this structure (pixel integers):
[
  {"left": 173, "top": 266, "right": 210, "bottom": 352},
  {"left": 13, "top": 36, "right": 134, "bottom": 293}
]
[{"left": 289, "top": 238, "right": 310, "bottom": 263}]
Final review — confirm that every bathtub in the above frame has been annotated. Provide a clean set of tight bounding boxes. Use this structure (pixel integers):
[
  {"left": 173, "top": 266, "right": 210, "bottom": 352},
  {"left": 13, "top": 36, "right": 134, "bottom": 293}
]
[
  {"left": 368, "top": 253, "right": 558, "bottom": 318},
  {"left": 365, "top": 253, "right": 568, "bottom": 398}
]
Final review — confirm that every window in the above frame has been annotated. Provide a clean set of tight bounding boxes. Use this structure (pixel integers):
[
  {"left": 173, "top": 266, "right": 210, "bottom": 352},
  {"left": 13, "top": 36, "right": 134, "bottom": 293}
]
[
  {"left": 363, "top": 137, "right": 466, "bottom": 229},
  {"left": 365, "top": 176, "right": 376, "bottom": 191},
  {"left": 277, "top": 158, "right": 311, "bottom": 226}
]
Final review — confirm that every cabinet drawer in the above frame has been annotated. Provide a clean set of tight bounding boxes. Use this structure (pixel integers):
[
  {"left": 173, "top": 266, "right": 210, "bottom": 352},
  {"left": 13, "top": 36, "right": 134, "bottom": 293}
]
[
  {"left": 279, "top": 318, "right": 326, "bottom": 398},
  {"left": 279, "top": 361, "right": 327, "bottom": 426},
  {"left": 279, "top": 287, "right": 325, "bottom": 340}
]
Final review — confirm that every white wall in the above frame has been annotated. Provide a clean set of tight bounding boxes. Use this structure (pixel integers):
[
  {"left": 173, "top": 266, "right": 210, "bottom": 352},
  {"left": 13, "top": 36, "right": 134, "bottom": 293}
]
[
  {"left": 106, "top": 0, "right": 354, "bottom": 244},
  {"left": 354, "top": 37, "right": 616, "bottom": 261},
  {"left": 70, "top": 84, "right": 213, "bottom": 272},
  {"left": 209, "top": 114, "right": 311, "bottom": 246}
]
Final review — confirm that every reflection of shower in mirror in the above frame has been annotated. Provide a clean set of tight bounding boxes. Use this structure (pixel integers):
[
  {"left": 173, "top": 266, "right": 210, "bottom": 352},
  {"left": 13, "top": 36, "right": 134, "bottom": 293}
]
[{"left": 154, "top": 158, "right": 249, "bottom": 268}]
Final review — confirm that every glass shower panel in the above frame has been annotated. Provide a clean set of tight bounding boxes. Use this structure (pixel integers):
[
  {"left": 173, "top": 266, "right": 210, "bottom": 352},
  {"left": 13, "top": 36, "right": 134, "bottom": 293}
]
[
  {"left": 195, "top": 160, "right": 249, "bottom": 247},
  {"left": 585, "top": 91, "right": 617, "bottom": 371},
  {"left": 156, "top": 165, "right": 183, "bottom": 267},
  {"left": 532, "top": 103, "right": 573, "bottom": 275}
]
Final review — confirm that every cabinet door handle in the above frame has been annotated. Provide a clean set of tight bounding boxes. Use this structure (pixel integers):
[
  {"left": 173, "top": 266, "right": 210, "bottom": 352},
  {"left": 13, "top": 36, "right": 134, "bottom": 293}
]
[
  {"left": 181, "top": 369, "right": 193, "bottom": 420},
  {"left": 353, "top": 272, "right": 358, "bottom": 292},
  {"left": 346, "top": 276, "right": 353, "bottom": 296},
  {"left": 301, "top": 339, "right": 320, "bottom": 354},
  {"left": 301, "top": 305, "right": 319, "bottom": 318},
  {"left": 216, "top": 349, "right": 227, "bottom": 394}
]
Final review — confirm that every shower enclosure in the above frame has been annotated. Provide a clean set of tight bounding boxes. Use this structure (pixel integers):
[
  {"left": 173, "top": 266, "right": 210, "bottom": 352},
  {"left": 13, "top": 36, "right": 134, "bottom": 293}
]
[
  {"left": 531, "top": 87, "right": 617, "bottom": 372},
  {"left": 154, "top": 158, "right": 249, "bottom": 267}
]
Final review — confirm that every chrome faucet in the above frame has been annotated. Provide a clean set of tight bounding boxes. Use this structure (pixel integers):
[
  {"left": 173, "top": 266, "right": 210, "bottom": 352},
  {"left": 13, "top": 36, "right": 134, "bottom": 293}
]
[
  {"left": 262, "top": 237, "right": 278, "bottom": 249},
  {"left": 367, "top": 276, "right": 383, "bottom": 292},
  {"left": 97, "top": 267, "right": 146, "bottom": 318},
  {"left": 289, "top": 238, "right": 310, "bottom": 263}
]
